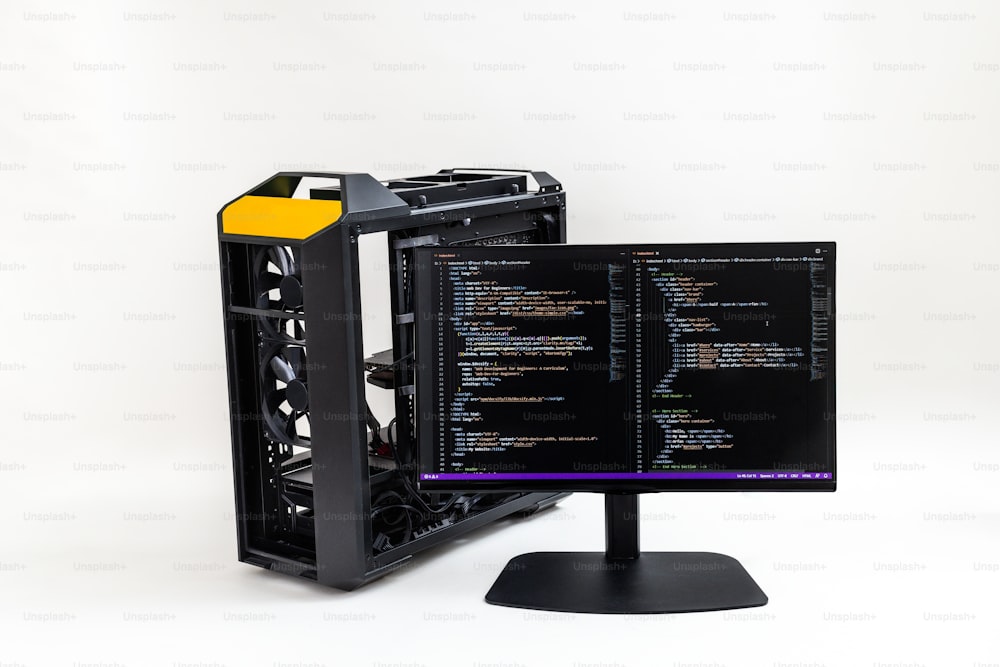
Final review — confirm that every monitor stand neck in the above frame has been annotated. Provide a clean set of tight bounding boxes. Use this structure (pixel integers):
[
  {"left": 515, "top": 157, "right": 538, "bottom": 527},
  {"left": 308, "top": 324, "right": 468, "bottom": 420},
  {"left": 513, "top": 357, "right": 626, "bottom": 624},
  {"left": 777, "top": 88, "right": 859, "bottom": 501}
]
[{"left": 605, "top": 493, "right": 640, "bottom": 560}]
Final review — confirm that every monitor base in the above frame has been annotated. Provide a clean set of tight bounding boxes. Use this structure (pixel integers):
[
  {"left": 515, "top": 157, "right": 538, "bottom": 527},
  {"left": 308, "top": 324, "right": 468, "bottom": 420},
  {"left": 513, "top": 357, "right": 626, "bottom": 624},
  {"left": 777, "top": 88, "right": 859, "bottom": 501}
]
[{"left": 486, "top": 551, "right": 768, "bottom": 614}]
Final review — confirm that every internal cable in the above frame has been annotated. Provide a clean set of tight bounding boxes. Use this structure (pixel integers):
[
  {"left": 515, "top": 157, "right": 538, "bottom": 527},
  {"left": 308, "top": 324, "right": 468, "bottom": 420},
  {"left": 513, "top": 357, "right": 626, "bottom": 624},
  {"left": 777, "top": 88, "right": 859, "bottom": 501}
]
[{"left": 385, "top": 417, "right": 459, "bottom": 515}]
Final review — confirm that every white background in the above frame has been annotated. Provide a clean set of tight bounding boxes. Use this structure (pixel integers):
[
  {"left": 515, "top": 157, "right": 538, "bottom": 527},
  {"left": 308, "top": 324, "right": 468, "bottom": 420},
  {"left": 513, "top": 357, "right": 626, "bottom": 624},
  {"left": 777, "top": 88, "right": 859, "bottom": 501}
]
[{"left": 2, "top": 1, "right": 998, "bottom": 666}]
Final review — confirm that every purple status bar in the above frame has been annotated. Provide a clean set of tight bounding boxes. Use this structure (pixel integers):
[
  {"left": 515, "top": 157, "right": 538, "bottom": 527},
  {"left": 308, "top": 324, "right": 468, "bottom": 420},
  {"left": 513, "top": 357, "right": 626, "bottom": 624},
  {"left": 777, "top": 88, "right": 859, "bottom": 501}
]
[{"left": 421, "top": 471, "right": 833, "bottom": 481}]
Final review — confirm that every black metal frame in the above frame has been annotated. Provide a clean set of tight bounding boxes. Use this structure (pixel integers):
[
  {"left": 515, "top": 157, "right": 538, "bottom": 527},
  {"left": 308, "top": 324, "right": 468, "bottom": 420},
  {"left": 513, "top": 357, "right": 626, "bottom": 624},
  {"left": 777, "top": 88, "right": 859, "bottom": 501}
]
[{"left": 218, "top": 169, "right": 569, "bottom": 590}]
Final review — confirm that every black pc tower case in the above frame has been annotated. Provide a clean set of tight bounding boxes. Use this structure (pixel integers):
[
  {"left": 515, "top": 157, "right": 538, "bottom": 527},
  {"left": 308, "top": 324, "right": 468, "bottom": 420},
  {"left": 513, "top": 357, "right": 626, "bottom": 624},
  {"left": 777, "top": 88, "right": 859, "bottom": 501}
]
[{"left": 217, "top": 169, "right": 569, "bottom": 589}]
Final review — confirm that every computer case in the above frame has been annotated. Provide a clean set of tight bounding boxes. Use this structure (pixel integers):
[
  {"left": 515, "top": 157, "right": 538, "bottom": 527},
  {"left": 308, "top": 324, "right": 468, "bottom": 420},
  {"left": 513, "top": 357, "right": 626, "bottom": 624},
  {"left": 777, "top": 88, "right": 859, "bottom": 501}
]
[{"left": 217, "top": 169, "right": 569, "bottom": 590}]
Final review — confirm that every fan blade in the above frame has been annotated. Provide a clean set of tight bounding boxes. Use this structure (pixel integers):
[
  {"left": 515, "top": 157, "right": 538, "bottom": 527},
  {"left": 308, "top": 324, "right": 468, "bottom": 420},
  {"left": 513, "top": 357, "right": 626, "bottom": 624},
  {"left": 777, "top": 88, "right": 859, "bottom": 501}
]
[
  {"left": 293, "top": 320, "right": 305, "bottom": 341},
  {"left": 285, "top": 411, "right": 298, "bottom": 441},
  {"left": 269, "top": 355, "right": 296, "bottom": 383},
  {"left": 259, "top": 271, "right": 282, "bottom": 292},
  {"left": 268, "top": 246, "right": 293, "bottom": 276},
  {"left": 284, "top": 346, "right": 306, "bottom": 377},
  {"left": 265, "top": 388, "right": 286, "bottom": 414},
  {"left": 271, "top": 409, "right": 291, "bottom": 441},
  {"left": 260, "top": 392, "right": 292, "bottom": 444}
]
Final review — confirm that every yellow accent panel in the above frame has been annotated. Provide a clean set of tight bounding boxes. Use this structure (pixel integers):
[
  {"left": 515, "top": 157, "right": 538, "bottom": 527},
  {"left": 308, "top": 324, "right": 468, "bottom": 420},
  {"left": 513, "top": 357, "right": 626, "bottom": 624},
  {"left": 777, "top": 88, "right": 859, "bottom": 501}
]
[{"left": 222, "top": 196, "right": 343, "bottom": 240}]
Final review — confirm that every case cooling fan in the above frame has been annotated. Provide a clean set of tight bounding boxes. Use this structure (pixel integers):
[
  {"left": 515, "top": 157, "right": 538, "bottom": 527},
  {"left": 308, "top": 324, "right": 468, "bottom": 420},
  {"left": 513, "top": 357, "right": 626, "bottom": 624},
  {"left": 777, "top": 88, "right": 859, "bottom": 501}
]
[
  {"left": 255, "top": 245, "right": 310, "bottom": 447},
  {"left": 254, "top": 245, "right": 306, "bottom": 344}
]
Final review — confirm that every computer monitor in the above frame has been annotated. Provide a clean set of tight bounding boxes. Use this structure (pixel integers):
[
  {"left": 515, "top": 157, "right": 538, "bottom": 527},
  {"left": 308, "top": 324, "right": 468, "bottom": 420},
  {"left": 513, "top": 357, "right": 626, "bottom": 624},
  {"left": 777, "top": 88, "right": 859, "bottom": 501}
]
[{"left": 413, "top": 242, "right": 836, "bottom": 613}]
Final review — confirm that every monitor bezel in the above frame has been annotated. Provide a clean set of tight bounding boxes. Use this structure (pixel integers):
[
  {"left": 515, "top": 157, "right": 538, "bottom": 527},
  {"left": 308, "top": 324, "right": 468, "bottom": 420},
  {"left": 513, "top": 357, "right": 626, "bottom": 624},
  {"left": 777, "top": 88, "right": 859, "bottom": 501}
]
[{"left": 413, "top": 242, "right": 836, "bottom": 493}]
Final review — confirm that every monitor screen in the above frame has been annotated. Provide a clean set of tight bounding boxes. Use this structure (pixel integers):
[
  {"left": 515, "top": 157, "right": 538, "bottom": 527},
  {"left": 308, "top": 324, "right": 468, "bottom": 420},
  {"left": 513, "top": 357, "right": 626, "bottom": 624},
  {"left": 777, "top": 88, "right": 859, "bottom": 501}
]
[{"left": 414, "top": 242, "right": 835, "bottom": 492}]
